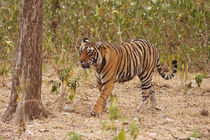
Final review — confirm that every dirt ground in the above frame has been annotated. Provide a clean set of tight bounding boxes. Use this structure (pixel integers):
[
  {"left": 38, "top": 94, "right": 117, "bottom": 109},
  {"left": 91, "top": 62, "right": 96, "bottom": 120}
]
[{"left": 0, "top": 64, "right": 209, "bottom": 140}]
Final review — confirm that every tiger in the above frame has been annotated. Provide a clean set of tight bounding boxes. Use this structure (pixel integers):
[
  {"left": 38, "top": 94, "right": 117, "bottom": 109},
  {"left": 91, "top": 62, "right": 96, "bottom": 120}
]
[{"left": 79, "top": 38, "right": 177, "bottom": 116}]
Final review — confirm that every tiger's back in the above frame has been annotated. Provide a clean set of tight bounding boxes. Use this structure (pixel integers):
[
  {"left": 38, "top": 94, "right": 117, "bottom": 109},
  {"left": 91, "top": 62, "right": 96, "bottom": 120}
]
[{"left": 112, "top": 39, "right": 158, "bottom": 83}]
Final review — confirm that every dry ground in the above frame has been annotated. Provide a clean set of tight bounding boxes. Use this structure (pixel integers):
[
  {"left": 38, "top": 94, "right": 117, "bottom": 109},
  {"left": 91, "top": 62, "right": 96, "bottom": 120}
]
[{"left": 0, "top": 64, "right": 209, "bottom": 140}]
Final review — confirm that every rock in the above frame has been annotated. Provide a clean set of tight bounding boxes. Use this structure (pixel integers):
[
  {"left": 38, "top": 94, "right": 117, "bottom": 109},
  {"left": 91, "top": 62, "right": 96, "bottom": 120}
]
[
  {"left": 200, "top": 109, "right": 209, "bottom": 116},
  {"left": 39, "top": 129, "right": 49, "bottom": 132},
  {"left": 147, "top": 132, "right": 157, "bottom": 137},
  {"left": 202, "top": 88, "right": 210, "bottom": 93},
  {"left": 186, "top": 81, "right": 196, "bottom": 88},
  {"left": 165, "top": 118, "right": 174, "bottom": 122},
  {"left": 25, "top": 130, "right": 34, "bottom": 135},
  {"left": 63, "top": 106, "right": 74, "bottom": 112},
  {"left": 160, "top": 84, "right": 172, "bottom": 88}
]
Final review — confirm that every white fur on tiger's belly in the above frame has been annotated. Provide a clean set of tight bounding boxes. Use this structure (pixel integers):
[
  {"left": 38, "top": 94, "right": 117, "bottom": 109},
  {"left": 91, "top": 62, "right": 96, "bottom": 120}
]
[{"left": 105, "top": 96, "right": 110, "bottom": 113}]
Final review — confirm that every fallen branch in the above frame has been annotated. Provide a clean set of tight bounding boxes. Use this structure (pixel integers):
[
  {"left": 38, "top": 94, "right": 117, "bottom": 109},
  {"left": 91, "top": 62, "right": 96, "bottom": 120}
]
[{"left": 47, "top": 92, "right": 67, "bottom": 107}]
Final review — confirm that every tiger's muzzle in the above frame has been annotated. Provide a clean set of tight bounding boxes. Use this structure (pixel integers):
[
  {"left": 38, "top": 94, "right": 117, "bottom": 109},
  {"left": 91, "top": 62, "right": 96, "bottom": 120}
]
[{"left": 80, "top": 61, "right": 91, "bottom": 69}]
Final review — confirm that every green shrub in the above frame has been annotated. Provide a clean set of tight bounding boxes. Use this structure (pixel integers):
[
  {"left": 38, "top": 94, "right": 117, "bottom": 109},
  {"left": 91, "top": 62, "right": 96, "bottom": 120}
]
[
  {"left": 0, "top": 0, "right": 208, "bottom": 70},
  {"left": 68, "top": 131, "right": 82, "bottom": 140},
  {"left": 195, "top": 73, "right": 203, "bottom": 87}
]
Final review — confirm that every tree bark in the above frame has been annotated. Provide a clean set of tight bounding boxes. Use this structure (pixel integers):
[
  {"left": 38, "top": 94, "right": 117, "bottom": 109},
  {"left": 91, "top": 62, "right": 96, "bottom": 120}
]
[{"left": 0, "top": 0, "right": 51, "bottom": 122}]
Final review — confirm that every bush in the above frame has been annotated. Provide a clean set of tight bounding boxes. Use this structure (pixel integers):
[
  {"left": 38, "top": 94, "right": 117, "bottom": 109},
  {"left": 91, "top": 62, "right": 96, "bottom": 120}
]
[{"left": 0, "top": 0, "right": 208, "bottom": 71}]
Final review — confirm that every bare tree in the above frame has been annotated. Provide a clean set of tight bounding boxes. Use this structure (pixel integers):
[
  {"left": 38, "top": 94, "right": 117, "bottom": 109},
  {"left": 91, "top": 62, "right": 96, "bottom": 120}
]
[{"left": 0, "top": 0, "right": 51, "bottom": 122}]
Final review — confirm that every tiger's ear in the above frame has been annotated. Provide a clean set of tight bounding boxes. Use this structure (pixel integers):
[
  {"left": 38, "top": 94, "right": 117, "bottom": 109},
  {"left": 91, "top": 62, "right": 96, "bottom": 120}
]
[
  {"left": 81, "top": 38, "right": 89, "bottom": 45},
  {"left": 96, "top": 42, "right": 106, "bottom": 56},
  {"left": 83, "top": 38, "right": 89, "bottom": 43},
  {"left": 95, "top": 42, "right": 103, "bottom": 49}
]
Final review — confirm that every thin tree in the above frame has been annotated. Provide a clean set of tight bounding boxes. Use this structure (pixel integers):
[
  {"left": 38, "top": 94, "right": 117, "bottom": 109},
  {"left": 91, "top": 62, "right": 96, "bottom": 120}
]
[{"left": 0, "top": 0, "right": 51, "bottom": 122}]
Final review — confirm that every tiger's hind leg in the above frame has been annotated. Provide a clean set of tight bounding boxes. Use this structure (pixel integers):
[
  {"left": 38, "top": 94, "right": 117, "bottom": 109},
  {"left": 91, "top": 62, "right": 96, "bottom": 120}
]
[
  {"left": 150, "top": 89, "right": 162, "bottom": 111},
  {"left": 150, "top": 90, "right": 157, "bottom": 108},
  {"left": 138, "top": 75, "right": 158, "bottom": 113},
  {"left": 138, "top": 86, "right": 155, "bottom": 113},
  {"left": 138, "top": 81, "right": 161, "bottom": 113}
]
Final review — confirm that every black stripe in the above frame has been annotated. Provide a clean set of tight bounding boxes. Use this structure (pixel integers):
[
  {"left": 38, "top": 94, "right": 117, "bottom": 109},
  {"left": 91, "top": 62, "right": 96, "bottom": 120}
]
[
  {"left": 142, "top": 95, "right": 150, "bottom": 101},
  {"left": 116, "top": 48, "right": 123, "bottom": 74},
  {"left": 131, "top": 49, "right": 138, "bottom": 75},
  {"left": 118, "top": 47, "right": 127, "bottom": 79},
  {"left": 124, "top": 44, "right": 132, "bottom": 78},
  {"left": 133, "top": 42, "right": 143, "bottom": 53},
  {"left": 128, "top": 44, "right": 136, "bottom": 69},
  {"left": 141, "top": 80, "right": 151, "bottom": 87},
  {"left": 138, "top": 41, "right": 146, "bottom": 71},
  {"left": 140, "top": 67, "right": 154, "bottom": 82},
  {"left": 145, "top": 41, "right": 152, "bottom": 71},
  {"left": 108, "top": 42, "right": 119, "bottom": 55},
  {"left": 98, "top": 57, "right": 106, "bottom": 73},
  {"left": 142, "top": 86, "right": 152, "bottom": 90},
  {"left": 102, "top": 78, "right": 111, "bottom": 85},
  {"left": 93, "top": 51, "right": 98, "bottom": 63},
  {"left": 100, "top": 95, "right": 107, "bottom": 102},
  {"left": 101, "top": 65, "right": 112, "bottom": 79}
]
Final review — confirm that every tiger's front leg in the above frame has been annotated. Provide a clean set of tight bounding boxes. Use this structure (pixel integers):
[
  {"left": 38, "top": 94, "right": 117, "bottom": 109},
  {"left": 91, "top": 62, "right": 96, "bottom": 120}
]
[
  {"left": 97, "top": 81, "right": 103, "bottom": 92},
  {"left": 91, "top": 81, "right": 114, "bottom": 116}
]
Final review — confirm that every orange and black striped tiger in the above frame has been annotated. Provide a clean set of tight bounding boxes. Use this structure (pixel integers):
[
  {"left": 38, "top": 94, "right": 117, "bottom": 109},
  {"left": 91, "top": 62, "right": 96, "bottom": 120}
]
[{"left": 79, "top": 38, "right": 177, "bottom": 116}]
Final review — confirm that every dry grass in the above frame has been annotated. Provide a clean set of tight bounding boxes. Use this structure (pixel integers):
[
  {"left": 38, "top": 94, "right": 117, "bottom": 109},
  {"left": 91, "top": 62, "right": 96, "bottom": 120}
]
[{"left": 0, "top": 64, "right": 209, "bottom": 140}]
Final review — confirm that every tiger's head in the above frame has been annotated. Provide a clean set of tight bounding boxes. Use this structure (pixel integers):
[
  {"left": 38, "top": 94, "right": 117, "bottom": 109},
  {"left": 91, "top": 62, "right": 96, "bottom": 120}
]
[{"left": 79, "top": 38, "right": 104, "bottom": 69}]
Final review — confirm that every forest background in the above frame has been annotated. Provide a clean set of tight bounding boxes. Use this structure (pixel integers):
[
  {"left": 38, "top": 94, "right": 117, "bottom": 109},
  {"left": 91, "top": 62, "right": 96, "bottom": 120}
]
[{"left": 0, "top": 0, "right": 209, "bottom": 73}]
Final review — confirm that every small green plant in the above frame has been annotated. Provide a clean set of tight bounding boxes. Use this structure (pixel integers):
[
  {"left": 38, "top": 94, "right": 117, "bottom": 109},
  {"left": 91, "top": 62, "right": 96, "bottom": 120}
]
[
  {"left": 101, "top": 120, "right": 117, "bottom": 132},
  {"left": 68, "top": 78, "right": 79, "bottom": 101},
  {"left": 49, "top": 67, "right": 79, "bottom": 107},
  {"left": 203, "top": 70, "right": 208, "bottom": 78},
  {"left": 180, "top": 63, "right": 189, "bottom": 84},
  {"left": 109, "top": 96, "right": 121, "bottom": 121},
  {"left": 195, "top": 73, "right": 203, "bottom": 88},
  {"left": 51, "top": 81, "right": 61, "bottom": 93},
  {"left": 68, "top": 131, "right": 82, "bottom": 140},
  {"left": 113, "top": 129, "right": 126, "bottom": 140},
  {"left": 101, "top": 120, "right": 108, "bottom": 131},
  {"left": 0, "top": 65, "right": 8, "bottom": 76},
  {"left": 42, "top": 64, "right": 46, "bottom": 72},
  {"left": 130, "top": 120, "right": 139, "bottom": 140},
  {"left": 188, "top": 128, "right": 204, "bottom": 139}
]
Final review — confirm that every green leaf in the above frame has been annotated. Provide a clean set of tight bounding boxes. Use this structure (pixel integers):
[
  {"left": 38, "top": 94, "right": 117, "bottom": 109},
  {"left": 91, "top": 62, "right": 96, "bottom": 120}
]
[
  {"left": 195, "top": 73, "right": 203, "bottom": 87},
  {"left": 118, "top": 129, "right": 126, "bottom": 140},
  {"left": 68, "top": 131, "right": 82, "bottom": 140},
  {"left": 51, "top": 84, "right": 57, "bottom": 92},
  {"left": 42, "top": 64, "right": 46, "bottom": 72},
  {"left": 130, "top": 120, "right": 139, "bottom": 140},
  {"left": 109, "top": 101, "right": 120, "bottom": 121},
  {"left": 55, "top": 55, "right": 59, "bottom": 64},
  {"left": 51, "top": 81, "right": 61, "bottom": 93}
]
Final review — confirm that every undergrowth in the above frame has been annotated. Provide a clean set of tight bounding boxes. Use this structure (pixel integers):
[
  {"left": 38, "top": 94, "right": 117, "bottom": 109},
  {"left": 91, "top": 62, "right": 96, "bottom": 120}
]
[{"left": 0, "top": 0, "right": 208, "bottom": 74}]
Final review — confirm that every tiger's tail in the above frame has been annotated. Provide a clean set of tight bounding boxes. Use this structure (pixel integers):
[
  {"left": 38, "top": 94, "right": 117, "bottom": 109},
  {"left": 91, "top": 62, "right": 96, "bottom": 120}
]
[{"left": 156, "top": 58, "right": 178, "bottom": 80}]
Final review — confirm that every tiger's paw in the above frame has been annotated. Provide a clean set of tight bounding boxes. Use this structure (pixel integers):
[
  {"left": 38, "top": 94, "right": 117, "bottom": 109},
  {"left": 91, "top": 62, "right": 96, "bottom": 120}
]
[
  {"left": 91, "top": 107, "right": 103, "bottom": 117},
  {"left": 91, "top": 111, "right": 99, "bottom": 117},
  {"left": 137, "top": 100, "right": 149, "bottom": 113}
]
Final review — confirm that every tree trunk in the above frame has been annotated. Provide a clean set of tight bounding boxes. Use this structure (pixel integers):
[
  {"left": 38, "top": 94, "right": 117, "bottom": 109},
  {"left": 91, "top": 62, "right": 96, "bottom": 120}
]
[{"left": 0, "top": 0, "right": 51, "bottom": 122}]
